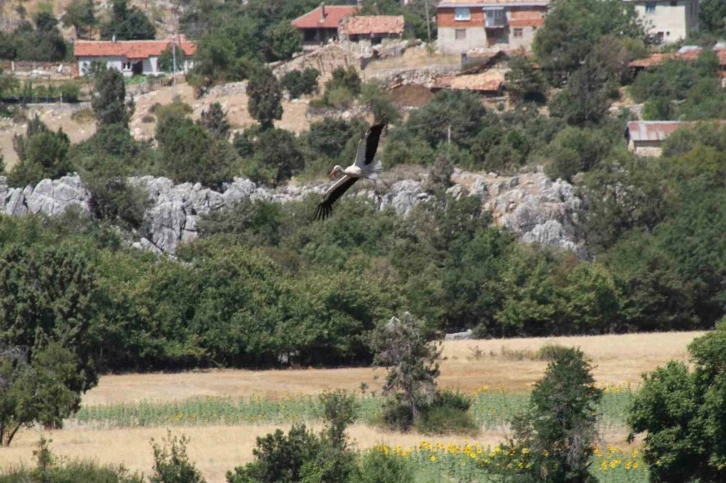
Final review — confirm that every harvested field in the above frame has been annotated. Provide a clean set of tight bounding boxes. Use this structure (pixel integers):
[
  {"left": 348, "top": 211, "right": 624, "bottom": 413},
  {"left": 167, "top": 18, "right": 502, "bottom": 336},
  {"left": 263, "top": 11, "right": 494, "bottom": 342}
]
[{"left": 84, "top": 331, "right": 702, "bottom": 405}]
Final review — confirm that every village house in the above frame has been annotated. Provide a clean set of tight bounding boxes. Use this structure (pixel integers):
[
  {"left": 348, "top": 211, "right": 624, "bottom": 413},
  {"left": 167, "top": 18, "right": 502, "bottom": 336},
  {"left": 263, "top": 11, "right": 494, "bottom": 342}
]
[
  {"left": 624, "top": 0, "right": 699, "bottom": 44},
  {"left": 436, "top": 0, "right": 549, "bottom": 54},
  {"left": 291, "top": 4, "right": 360, "bottom": 49},
  {"left": 74, "top": 35, "right": 196, "bottom": 77},
  {"left": 339, "top": 15, "right": 405, "bottom": 44},
  {"left": 625, "top": 120, "right": 726, "bottom": 155}
]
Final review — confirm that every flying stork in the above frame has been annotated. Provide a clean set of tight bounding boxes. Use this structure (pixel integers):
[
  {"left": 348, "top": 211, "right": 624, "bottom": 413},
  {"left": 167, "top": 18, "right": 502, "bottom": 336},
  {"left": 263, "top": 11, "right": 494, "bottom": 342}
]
[{"left": 312, "top": 116, "right": 389, "bottom": 221}]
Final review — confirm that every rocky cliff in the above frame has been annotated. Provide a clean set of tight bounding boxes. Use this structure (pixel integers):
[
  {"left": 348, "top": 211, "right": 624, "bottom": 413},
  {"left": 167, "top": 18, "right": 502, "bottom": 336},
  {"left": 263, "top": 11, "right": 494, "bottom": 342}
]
[{"left": 0, "top": 168, "right": 583, "bottom": 255}]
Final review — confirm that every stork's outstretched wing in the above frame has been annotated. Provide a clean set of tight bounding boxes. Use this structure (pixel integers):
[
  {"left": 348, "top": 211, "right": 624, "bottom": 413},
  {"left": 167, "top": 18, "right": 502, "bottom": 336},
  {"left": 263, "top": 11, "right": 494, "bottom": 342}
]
[
  {"left": 354, "top": 115, "right": 389, "bottom": 168},
  {"left": 313, "top": 175, "right": 359, "bottom": 221}
]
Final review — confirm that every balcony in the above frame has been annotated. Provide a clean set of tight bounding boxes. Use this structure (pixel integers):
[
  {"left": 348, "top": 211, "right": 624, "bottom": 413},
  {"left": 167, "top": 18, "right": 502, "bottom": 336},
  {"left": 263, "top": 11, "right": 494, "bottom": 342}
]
[{"left": 484, "top": 8, "right": 507, "bottom": 28}]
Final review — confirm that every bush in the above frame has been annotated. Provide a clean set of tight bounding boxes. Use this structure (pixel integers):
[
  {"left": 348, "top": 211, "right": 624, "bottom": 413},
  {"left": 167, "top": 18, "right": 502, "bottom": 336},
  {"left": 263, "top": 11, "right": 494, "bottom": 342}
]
[
  {"left": 415, "top": 405, "right": 477, "bottom": 435},
  {"left": 247, "top": 66, "right": 283, "bottom": 129},
  {"left": 353, "top": 449, "right": 414, "bottom": 483},
  {"left": 150, "top": 431, "right": 206, "bottom": 483},
  {"left": 0, "top": 437, "right": 143, "bottom": 483},
  {"left": 59, "top": 82, "right": 81, "bottom": 102},
  {"left": 281, "top": 68, "right": 320, "bottom": 99}
]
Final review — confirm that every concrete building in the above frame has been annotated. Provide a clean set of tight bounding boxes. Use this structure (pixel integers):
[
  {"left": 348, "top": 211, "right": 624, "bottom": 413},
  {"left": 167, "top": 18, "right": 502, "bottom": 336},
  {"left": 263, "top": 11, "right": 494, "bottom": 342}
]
[
  {"left": 624, "top": 0, "right": 699, "bottom": 44},
  {"left": 74, "top": 36, "right": 196, "bottom": 77},
  {"left": 437, "top": 0, "right": 549, "bottom": 54},
  {"left": 291, "top": 5, "right": 359, "bottom": 50}
]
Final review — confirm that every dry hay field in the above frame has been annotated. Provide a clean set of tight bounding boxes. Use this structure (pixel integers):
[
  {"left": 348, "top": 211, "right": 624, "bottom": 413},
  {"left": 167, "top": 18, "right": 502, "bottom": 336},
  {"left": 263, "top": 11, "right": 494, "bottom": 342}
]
[{"left": 0, "top": 331, "right": 704, "bottom": 481}]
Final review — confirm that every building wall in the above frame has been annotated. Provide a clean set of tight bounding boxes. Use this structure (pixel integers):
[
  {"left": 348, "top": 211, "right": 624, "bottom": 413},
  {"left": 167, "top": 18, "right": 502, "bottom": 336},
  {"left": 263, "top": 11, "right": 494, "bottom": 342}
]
[
  {"left": 77, "top": 56, "right": 125, "bottom": 76},
  {"left": 439, "top": 26, "right": 488, "bottom": 54},
  {"left": 437, "top": 6, "right": 544, "bottom": 53},
  {"left": 633, "top": 0, "right": 698, "bottom": 42}
]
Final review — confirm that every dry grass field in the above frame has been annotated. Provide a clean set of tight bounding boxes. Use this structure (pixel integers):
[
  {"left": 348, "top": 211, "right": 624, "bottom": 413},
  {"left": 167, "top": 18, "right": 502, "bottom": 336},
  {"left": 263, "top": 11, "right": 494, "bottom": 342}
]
[
  {"left": 84, "top": 331, "right": 703, "bottom": 405},
  {"left": 0, "top": 331, "right": 703, "bottom": 482}
]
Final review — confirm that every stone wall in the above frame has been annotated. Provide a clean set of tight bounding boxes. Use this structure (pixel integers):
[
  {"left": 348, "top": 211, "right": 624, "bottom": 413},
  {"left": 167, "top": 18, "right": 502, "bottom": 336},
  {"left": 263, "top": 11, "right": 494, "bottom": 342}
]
[{"left": 0, "top": 168, "right": 584, "bottom": 256}]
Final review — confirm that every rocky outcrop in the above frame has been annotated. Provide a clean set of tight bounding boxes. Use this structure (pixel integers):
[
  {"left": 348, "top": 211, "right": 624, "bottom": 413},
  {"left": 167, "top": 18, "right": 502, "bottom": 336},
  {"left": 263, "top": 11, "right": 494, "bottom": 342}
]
[
  {"left": 0, "top": 168, "right": 584, "bottom": 255},
  {"left": 0, "top": 175, "right": 90, "bottom": 217}
]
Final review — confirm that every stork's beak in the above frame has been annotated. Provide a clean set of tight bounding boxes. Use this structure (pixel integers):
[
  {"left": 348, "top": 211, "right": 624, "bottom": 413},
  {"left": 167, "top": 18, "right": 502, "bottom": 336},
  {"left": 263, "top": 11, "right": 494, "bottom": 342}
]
[{"left": 328, "top": 170, "right": 336, "bottom": 179}]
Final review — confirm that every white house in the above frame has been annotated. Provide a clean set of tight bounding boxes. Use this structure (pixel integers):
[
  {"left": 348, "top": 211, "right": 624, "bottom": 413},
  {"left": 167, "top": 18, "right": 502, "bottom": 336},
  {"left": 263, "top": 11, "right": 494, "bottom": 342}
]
[
  {"left": 74, "top": 35, "right": 197, "bottom": 77},
  {"left": 623, "top": 0, "right": 699, "bottom": 43}
]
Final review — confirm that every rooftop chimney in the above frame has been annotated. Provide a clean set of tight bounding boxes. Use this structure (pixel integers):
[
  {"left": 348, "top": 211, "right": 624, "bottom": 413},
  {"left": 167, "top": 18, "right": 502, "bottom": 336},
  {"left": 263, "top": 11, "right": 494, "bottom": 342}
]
[{"left": 320, "top": 2, "right": 326, "bottom": 22}]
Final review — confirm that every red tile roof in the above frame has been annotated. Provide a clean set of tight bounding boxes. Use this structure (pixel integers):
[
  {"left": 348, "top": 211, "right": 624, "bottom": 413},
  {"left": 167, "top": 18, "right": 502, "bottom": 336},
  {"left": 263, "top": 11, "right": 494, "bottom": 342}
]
[
  {"left": 509, "top": 10, "right": 544, "bottom": 27},
  {"left": 439, "top": 0, "right": 550, "bottom": 6},
  {"left": 74, "top": 35, "right": 196, "bottom": 59},
  {"left": 291, "top": 5, "right": 359, "bottom": 30},
  {"left": 339, "top": 15, "right": 405, "bottom": 35}
]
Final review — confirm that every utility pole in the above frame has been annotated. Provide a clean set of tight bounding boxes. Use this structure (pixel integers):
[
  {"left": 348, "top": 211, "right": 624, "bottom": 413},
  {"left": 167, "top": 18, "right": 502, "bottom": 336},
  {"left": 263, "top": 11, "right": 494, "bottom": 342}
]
[
  {"left": 447, "top": 124, "right": 451, "bottom": 145},
  {"left": 424, "top": 0, "right": 432, "bottom": 53},
  {"left": 172, "top": 31, "right": 178, "bottom": 99}
]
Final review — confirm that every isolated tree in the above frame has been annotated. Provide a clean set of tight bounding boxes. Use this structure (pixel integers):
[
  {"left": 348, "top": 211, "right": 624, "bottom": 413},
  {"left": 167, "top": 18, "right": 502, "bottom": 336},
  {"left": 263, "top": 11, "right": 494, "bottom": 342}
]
[
  {"left": 158, "top": 44, "right": 187, "bottom": 73},
  {"left": 100, "top": 0, "right": 155, "bottom": 40},
  {"left": 92, "top": 68, "right": 134, "bottom": 128},
  {"left": 0, "top": 342, "right": 82, "bottom": 446},
  {"left": 501, "top": 347, "right": 603, "bottom": 482},
  {"left": 280, "top": 68, "right": 319, "bottom": 99},
  {"left": 247, "top": 67, "right": 283, "bottom": 129},
  {"left": 199, "top": 102, "right": 230, "bottom": 139},
  {"left": 62, "top": 0, "right": 96, "bottom": 39},
  {"left": 370, "top": 312, "right": 441, "bottom": 424},
  {"left": 262, "top": 21, "right": 302, "bottom": 61}
]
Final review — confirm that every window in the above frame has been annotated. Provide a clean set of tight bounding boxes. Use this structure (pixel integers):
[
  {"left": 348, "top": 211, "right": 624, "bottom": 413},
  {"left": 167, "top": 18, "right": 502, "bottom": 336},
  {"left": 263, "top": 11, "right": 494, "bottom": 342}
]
[
  {"left": 670, "top": 0, "right": 677, "bottom": 5},
  {"left": 532, "top": 26, "right": 538, "bottom": 31},
  {"left": 645, "top": 2, "right": 656, "bottom": 13},
  {"left": 656, "top": 31, "right": 664, "bottom": 42},
  {"left": 454, "top": 7, "right": 470, "bottom": 21},
  {"left": 513, "top": 28, "right": 523, "bottom": 38},
  {"left": 455, "top": 29, "right": 467, "bottom": 40},
  {"left": 122, "top": 62, "right": 131, "bottom": 71}
]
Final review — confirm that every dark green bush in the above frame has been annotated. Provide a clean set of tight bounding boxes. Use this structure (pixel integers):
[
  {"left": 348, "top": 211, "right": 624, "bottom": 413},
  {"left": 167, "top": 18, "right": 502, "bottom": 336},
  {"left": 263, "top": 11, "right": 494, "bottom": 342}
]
[
  {"left": 415, "top": 405, "right": 478, "bottom": 436},
  {"left": 353, "top": 449, "right": 414, "bottom": 483},
  {"left": 280, "top": 68, "right": 320, "bottom": 99}
]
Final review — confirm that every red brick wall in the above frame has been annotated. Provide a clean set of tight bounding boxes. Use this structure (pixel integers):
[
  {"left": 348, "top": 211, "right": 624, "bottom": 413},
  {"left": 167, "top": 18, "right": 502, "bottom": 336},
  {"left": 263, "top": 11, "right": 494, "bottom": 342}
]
[{"left": 437, "top": 8, "right": 484, "bottom": 28}]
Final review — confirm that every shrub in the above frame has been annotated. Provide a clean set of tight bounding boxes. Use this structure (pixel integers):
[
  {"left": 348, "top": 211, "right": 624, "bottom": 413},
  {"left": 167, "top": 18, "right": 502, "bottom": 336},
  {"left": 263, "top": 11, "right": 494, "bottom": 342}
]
[
  {"left": 247, "top": 66, "right": 283, "bottom": 129},
  {"left": 415, "top": 405, "right": 477, "bottom": 435},
  {"left": 141, "top": 114, "right": 155, "bottom": 123},
  {"left": 150, "top": 431, "right": 206, "bottom": 483},
  {"left": 281, "top": 68, "right": 320, "bottom": 99},
  {"left": 59, "top": 82, "right": 81, "bottom": 102},
  {"left": 71, "top": 108, "right": 95, "bottom": 123},
  {"left": 353, "top": 449, "right": 414, "bottom": 483}
]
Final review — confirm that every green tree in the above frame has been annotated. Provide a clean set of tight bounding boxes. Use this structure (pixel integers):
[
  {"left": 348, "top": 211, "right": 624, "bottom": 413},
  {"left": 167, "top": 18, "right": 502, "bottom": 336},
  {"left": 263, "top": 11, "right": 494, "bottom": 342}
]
[
  {"left": 262, "top": 21, "right": 302, "bottom": 61},
  {"left": 545, "top": 126, "right": 614, "bottom": 181},
  {"left": 62, "top": 0, "right": 96, "bottom": 39},
  {"left": 9, "top": 115, "right": 72, "bottom": 187},
  {"left": 247, "top": 66, "right": 283, "bottom": 129},
  {"left": 281, "top": 68, "right": 320, "bottom": 99},
  {"left": 199, "top": 102, "right": 230, "bottom": 139},
  {"left": 0, "top": 343, "right": 84, "bottom": 446},
  {"left": 628, "top": 322, "right": 726, "bottom": 482},
  {"left": 100, "top": 0, "right": 155, "bottom": 40},
  {"left": 158, "top": 44, "right": 187, "bottom": 73},
  {"left": 500, "top": 348, "right": 603, "bottom": 482},
  {"left": 533, "top": 0, "right": 644, "bottom": 83},
  {"left": 150, "top": 431, "right": 206, "bottom": 483},
  {"left": 370, "top": 312, "right": 441, "bottom": 425},
  {"left": 0, "top": 246, "right": 100, "bottom": 395},
  {"left": 92, "top": 68, "right": 134, "bottom": 128},
  {"left": 549, "top": 53, "right": 612, "bottom": 126},
  {"left": 156, "top": 106, "right": 237, "bottom": 186},
  {"left": 248, "top": 127, "right": 304, "bottom": 185},
  {"left": 505, "top": 52, "right": 547, "bottom": 103},
  {"left": 700, "top": 0, "right": 726, "bottom": 37}
]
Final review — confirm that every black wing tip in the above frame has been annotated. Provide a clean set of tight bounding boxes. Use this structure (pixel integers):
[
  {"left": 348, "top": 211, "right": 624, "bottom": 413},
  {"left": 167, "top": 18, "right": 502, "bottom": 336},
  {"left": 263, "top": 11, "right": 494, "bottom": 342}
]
[{"left": 312, "top": 203, "right": 333, "bottom": 222}]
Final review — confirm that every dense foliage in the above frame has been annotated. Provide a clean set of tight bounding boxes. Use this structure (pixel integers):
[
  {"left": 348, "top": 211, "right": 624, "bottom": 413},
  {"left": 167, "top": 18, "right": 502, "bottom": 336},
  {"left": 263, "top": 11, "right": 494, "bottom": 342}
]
[
  {"left": 628, "top": 322, "right": 726, "bottom": 482},
  {"left": 0, "top": 13, "right": 68, "bottom": 61}
]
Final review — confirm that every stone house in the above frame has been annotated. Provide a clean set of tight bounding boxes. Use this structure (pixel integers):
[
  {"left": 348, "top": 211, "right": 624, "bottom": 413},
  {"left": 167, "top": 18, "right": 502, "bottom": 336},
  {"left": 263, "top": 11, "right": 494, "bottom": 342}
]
[
  {"left": 436, "top": 0, "right": 549, "bottom": 54},
  {"left": 624, "top": 0, "right": 699, "bottom": 44},
  {"left": 339, "top": 15, "right": 405, "bottom": 44},
  {"left": 291, "top": 4, "right": 359, "bottom": 50},
  {"left": 74, "top": 35, "right": 196, "bottom": 77}
]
